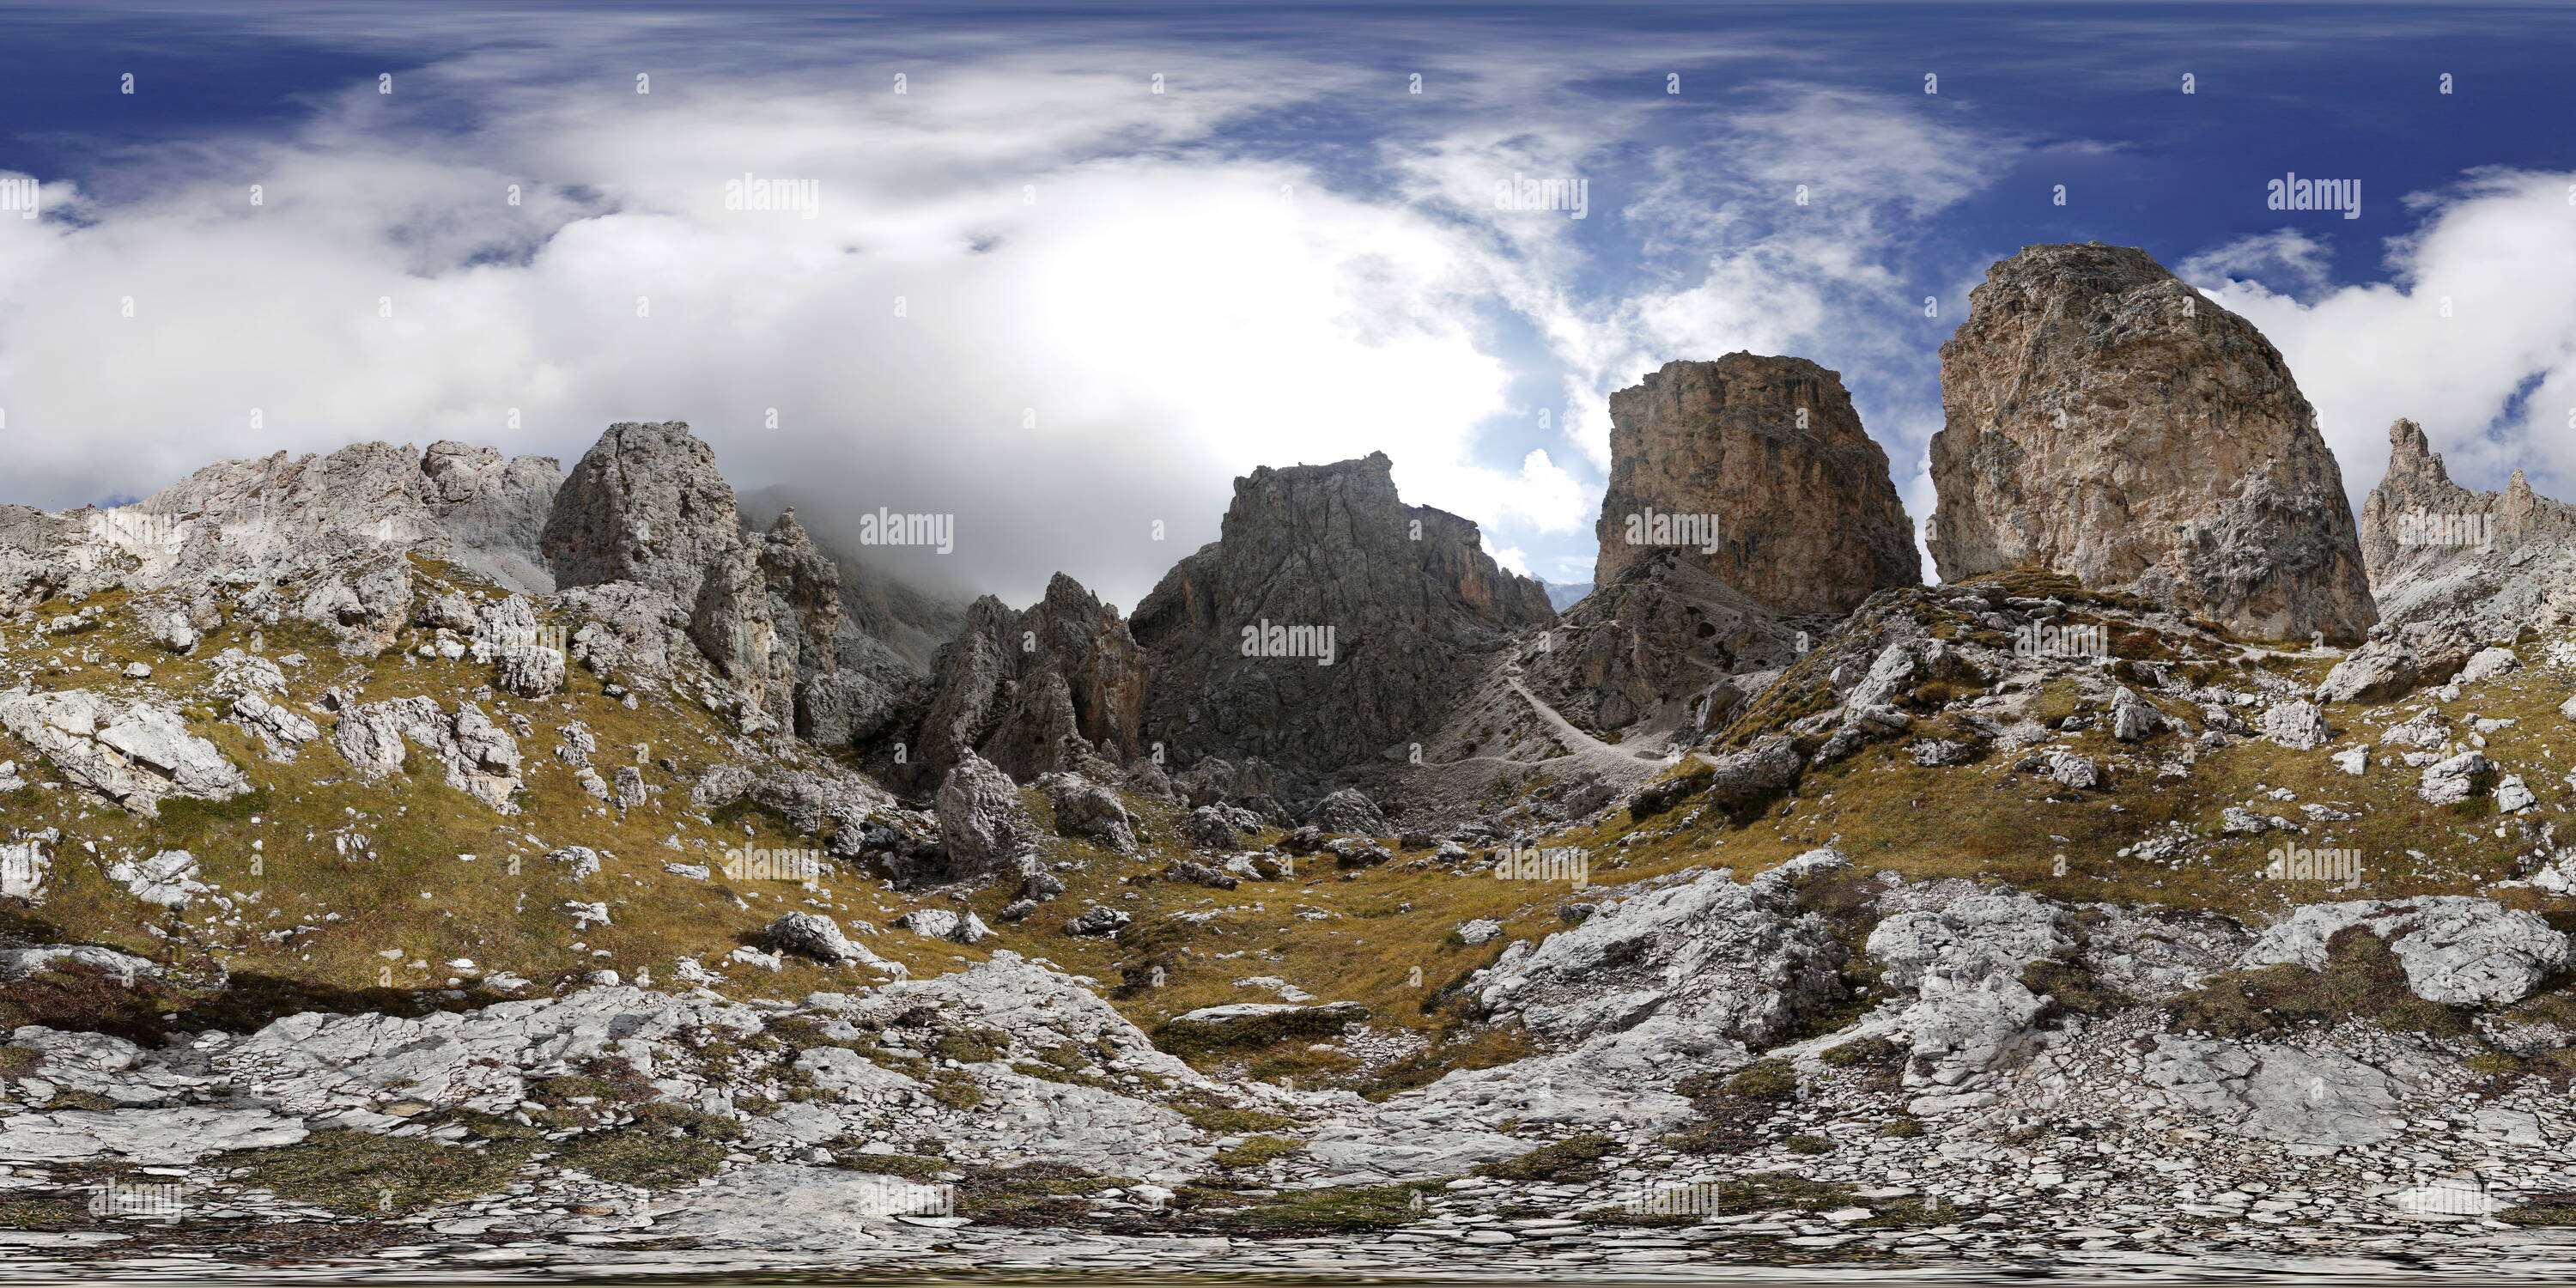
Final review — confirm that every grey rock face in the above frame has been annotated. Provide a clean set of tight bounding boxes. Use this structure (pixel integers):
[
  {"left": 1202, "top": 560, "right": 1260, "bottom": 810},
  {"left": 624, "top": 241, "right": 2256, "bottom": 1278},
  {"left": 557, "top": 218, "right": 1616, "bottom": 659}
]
[
  {"left": 552, "top": 580, "right": 694, "bottom": 679},
  {"left": 910, "top": 573, "right": 1146, "bottom": 781},
  {"left": 543, "top": 422, "right": 746, "bottom": 607},
  {"left": 2360, "top": 418, "right": 2576, "bottom": 639},
  {"left": 1866, "top": 884, "right": 2074, "bottom": 1085},
  {"left": 2241, "top": 897, "right": 2569, "bottom": 1005},
  {"left": 690, "top": 540, "right": 787, "bottom": 731},
  {"left": 2143, "top": 1036, "right": 2409, "bottom": 1150},
  {"left": 1038, "top": 773, "right": 1138, "bottom": 852},
  {"left": 1132, "top": 452, "right": 1552, "bottom": 772},
  {"left": 420, "top": 441, "right": 563, "bottom": 592},
  {"left": 331, "top": 696, "right": 525, "bottom": 813},
  {"left": 538, "top": 424, "right": 850, "bottom": 732},
  {"left": 1311, "top": 787, "right": 1389, "bottom": 836},
  {"left": 928, "top": 752, "right": 1040, "bottom": 886},
  {"left": 1594, "top": 355, "right": 1918, "bottom": 615},
  {"left": 0, "top": 505, "right": 133, "bottom": 617},
  {"left": 1520, "top": 549, "right": 1808, "bottom": 738},
  {"left": 0, "top": 689, "right": 249, "bottom": 815},
  {"left": 1478, "top": 850, "right": 1848, "bottom": 1061},
  {"left": 0, "top": 944, "right": 165, "bottom": 985},
  {"left": 1928, "top": 243, "right": 2377, "bottom": 643},
  {"left": 758, "top": 510, "right": 844, "bottom": 735},
  {"left": 295, "top": 556, "right": 413, "bottom": 655},
  {"left": 0, "top": 1107, "right": 308, "bottom": 1164}
]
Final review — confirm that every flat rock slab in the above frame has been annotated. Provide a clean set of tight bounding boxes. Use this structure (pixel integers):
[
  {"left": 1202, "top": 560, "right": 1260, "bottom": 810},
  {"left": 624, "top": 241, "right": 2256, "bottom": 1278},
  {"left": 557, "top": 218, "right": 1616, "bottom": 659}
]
[
  {"left": 0, "top": 1107, "right": 307, "bottom": 1164},
  {"left": 2143, "top": 1036, "right": 2410, "bottom": 1150}
]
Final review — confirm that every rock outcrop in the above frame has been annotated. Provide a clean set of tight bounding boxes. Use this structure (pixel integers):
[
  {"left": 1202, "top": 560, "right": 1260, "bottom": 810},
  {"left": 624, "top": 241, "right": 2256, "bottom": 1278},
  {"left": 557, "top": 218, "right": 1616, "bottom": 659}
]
[
  {"left": 543, "top": 422, "right": 748, "bottom": 607},
  {"left": 1520, "top": 548, "right": 1808, "bottom": 740},
  {"left": 1132, "top": 453, "right": 1552, "bottom": 774},
  {"left": 1594, "top": 355, "right": 1917, "bottom": 615},
  {"left": 910, "top": 574, "right": 1146, "bottom": 781},
  {"left": 0, "top": 689, "right": 250, "bottom": 816},
  {"left": 541, "top": 422, "right": 855, "bottom": 733},
  {"left": 331, "top": 696, "right": 526, "bottom": 813},
  {"left": 2357, "top": 418, "right": 2576, "bottom": 637},
  {"left": 419, "top": 440, "right": 563, "bottom": 592},
  {"left": 1927, "top": 243, "right": 2376, "bottom": 643},
  {"left": 927, "top": 751, "right": 1042, "bottom": 886}
]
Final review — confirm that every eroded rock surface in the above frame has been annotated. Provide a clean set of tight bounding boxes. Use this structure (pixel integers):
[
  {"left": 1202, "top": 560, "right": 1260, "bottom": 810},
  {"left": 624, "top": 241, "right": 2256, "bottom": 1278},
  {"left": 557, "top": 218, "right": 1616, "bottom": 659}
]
[
  {"left": 1594, "top": 355, "right": 1917, "bottom": 615},
  {"left": 1928, "top": 243, "right": 2376, "bottom": 642}
]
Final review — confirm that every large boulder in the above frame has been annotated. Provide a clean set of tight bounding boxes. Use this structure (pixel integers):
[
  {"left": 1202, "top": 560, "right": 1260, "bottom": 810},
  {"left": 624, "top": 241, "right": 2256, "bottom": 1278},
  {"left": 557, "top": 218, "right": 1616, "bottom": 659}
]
[
  {"left": 1927, "top": 243, "right": 2377, "bottom": 643},
  {"left": 2240, "top": 897, "right": 2570, "bottom": 1005},
  {"left": 2315, "top": 619, "right": 2480, "bottom": 704},
  {"left": 542, "top": 421, "right": 747, "bottom": 607},
  {"left": 0, "top": 689, "right": 248, "bottom": 815},
  {"left": 1594, "top": 354, "right": 1918, "bottom": 615},
  {"left": 929, "top": 752, "right": 1041, "bottom": 885},
  {"left": 1038, "top": 773, "right": 1139, "bottom": 852}
]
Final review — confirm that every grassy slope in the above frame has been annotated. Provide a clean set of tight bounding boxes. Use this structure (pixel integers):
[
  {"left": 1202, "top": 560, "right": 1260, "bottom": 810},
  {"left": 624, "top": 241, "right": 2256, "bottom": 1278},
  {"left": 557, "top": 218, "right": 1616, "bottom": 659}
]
[{"left": 5, "top": 559, "right": 2573, "bottom": 1091}]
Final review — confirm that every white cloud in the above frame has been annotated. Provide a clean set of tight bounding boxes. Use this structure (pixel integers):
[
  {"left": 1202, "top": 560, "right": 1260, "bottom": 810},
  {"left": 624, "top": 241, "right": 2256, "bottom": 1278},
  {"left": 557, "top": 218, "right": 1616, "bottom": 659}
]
[
  {"left": 0, "top": 56, "right": 1547, "bottom": 607},
  {"left": 2187, "top": 169, "right": 2576, "bottom": 503}
]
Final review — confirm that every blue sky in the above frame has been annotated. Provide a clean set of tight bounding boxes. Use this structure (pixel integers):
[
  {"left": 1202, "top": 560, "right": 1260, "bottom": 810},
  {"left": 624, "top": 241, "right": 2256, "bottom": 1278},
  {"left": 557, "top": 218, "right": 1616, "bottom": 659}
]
[{"left": 3, "top": 1, "right": 2573, "bottom": 606}]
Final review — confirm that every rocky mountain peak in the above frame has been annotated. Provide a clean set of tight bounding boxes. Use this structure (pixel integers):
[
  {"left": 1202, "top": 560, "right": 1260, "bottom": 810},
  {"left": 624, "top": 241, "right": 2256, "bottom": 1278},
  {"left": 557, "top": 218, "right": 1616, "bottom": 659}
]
[
  {"left": 542, "top": 421, "right": 744, "bottom": 606},
  {"left": 2356, "top": 416, "right": 2576, "bottom": 638},
  {"left": 1131, "top": 452, "right": 1551, "bottom": 777},
  {"left": 907, "top": 572, "right": 1147, "bottom": 783},
  {"left": 1595, "top": 354, "right": 1918, "bottom": 615},
  {"left": 1928, "top": 242, "right": 2377, "bottom": 643}
]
